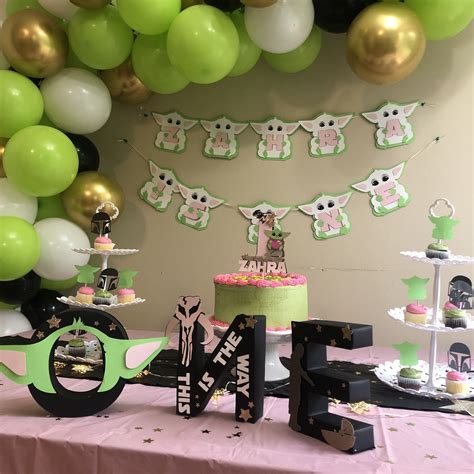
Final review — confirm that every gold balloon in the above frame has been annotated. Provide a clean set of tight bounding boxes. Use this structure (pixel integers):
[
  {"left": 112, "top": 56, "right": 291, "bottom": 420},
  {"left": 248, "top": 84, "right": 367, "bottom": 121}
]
[
  {"left": 1, "top": 9, "right": 68, "bottom": 78},
  {"left": 99, "top": 59, "right": 152, "bottom": 105},
  {"left": 346, "top": 3, "right": 426, "bottom": 85},
  {"left": 0, "top": 138, "right": 8, "bottom": 178},
  {"left": 241, "top": 0, "right": 277, "bottom": 7},
  {"left": 61, "top": 172, "right": 125, "bottom": 229},
  {"left": 70, "top": 0, "right": 109, "bottom": 8}
]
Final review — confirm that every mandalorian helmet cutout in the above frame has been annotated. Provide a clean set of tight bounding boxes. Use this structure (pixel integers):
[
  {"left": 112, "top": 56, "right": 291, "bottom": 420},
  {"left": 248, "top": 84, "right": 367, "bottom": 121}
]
[
  {"left": 91, "top": 212, "right": 112, "bottom": 236},
  {"left": 448, "top": 342, "right": 471, "bottom": 372},
  {"left": 97, "top": 268, "right": 119, "bottom": 291}
]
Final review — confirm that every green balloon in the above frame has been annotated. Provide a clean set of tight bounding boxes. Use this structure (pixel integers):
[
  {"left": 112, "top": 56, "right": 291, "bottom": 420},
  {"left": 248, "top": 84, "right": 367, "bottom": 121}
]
[
  {"left": 117, "top": 0, "right": 181, "bottom": 35},
  {"left": 263, "top": 27, "right": 322, "bottom": 73},
  {"left": 3, "top": 126, "right": 78, "bottom": 197},
  {"left": 36, "top": 195, "right": 69, "bottom": 221},
  {"left": 0, "top": 216, "right": 40, "bottom": 281},
  {"left": 132, "top": 33, "right": 190, "bottom": 94},
  {"left": 0, "top": 300, "right": 18, "bottom": 309},
  {"left": 65, "top": 48, "right": 97, "bottom": 74},
  {"left": 404, "top": 0, "right": 473, "bottom": 40},
  {"left": 5, "top": 0, "right": 45, "bottom": 16},
  {"left": 167, "top": 5, "right": 239, "bottom": 84},
  {"left": 69, "top": 6, "right": 134, "bottom": 69},
  {"left": 41, "top": 275, "right": 77, "bottom": 290},
  {"left": 228, "top": 10, "right": 261, "bottom": 77},
  {"left": 0, "top": 70, "right": 44, "bottom": 138}
]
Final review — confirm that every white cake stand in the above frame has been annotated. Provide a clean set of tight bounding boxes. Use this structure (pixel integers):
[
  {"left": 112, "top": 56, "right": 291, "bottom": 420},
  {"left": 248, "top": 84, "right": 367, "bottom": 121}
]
[{"left": 211, "top": 320, "right": 292, "bottom": 382}]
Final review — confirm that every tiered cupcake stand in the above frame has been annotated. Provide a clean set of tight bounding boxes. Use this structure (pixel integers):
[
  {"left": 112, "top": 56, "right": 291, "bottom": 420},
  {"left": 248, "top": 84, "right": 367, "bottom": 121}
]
[{"left": 374, "top": 251, "right": 474, "bottom": 399}]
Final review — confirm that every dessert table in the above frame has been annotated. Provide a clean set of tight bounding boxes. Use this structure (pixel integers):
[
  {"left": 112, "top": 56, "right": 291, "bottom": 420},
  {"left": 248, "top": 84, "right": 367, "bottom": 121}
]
[{"left": 0, "top": 332, "right": 472, "bottom": 474}]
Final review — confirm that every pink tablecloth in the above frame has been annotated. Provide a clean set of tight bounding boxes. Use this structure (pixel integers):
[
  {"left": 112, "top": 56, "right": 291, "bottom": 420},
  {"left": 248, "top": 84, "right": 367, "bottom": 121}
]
[{"left": 0, "top": 334, "right": 472, "bottom": 474}]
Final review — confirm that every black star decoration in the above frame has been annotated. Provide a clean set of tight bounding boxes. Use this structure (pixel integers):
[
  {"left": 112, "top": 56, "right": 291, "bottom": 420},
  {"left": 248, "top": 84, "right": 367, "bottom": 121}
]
[
  {"left": 201, "top": 429, "right": 211, "bottom": 434},
  {"left": 143, "top": 438, "right": 154, "bottom": 444},
  {"left": 264, "top": 418, "right": 272, "bottom": 422},
  {"left": 183, "top": 415, "right": 191, "bottom": 420},
  {"left": 153, "top": 428, "right": 163, "bottom": 432},
  {"left": 232, "top": 432, "right": 242, "bottom": 437},
  {"left": 134, "top": 426, "right": 143, "bottom": 430}
]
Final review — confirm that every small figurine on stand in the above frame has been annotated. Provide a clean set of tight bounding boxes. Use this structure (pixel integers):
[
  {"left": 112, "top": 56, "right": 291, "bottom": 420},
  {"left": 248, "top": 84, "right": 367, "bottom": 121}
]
[
  {"left": 264, "top": 229, "right": 291, "bottom": 259},
  {"left": 402, "top": 276, "right": 430, "bottom": 325}
]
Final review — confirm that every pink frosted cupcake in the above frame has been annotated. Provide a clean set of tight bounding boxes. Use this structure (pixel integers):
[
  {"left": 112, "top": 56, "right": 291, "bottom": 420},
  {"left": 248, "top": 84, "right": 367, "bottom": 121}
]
[
  {"left": 117, "top": 288, "right": 135, "bottom": 303},
  {"left": 446, "top": 371, "right": 469, "bottom": 395},
  {"left": 404, "top": 303, "right": 428, "bottom": 324},
  {"left": 94, "top": 236, "right": 115, "bottom": 251},
  {"left": 76, "top": 286, "right": 94, "bottom": 304}
]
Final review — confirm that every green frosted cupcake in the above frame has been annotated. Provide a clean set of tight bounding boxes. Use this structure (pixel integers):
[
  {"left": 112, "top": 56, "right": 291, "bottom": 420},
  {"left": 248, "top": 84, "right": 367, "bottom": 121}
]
[
  {"left": 93, "top": 289, "right": 115, "bottom": 305},
  {"left": 425, "top": 243, "right": 450, "bottom": 259},
  {"left": 67, "top": 338, "right": 86, "bottom": 357},
  {"left": 397, "top": 368, "right": 422, "bottom": 390},
  {"left": 443, "top": 303, "right": 468, "bottom": 328}
]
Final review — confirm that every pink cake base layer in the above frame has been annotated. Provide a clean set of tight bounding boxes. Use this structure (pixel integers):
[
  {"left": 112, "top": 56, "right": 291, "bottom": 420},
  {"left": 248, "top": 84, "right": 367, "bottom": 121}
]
[{"left": 209, "top": 316, "right": 310, "bottom": 332}]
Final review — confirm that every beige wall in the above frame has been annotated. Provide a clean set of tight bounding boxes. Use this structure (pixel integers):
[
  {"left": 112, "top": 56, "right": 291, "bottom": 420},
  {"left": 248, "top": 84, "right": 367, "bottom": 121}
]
[{"left": 91, "top": 26, "right": 473, "bottom": 351}]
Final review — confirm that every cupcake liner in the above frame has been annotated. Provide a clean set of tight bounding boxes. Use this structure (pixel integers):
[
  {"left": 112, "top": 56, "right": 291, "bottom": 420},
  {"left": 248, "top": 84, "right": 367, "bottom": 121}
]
[
  {"left": 425, "top": 249, "right": 450, "bottom": 259},
  {"left": 444, "top": 317, "right": 468, "bottom": 329},
  {"left": 67, "top": 346, "right": 86, "bottom": 357},
  {"left": 93, "top": 295, "right": 117, "bottom": 305},
  {"left": 397, "top": 375, "right": 422, "bottom": 390}
]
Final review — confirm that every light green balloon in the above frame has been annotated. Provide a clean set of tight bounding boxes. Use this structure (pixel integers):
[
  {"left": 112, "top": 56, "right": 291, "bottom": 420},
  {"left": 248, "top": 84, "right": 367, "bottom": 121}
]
[
  {"left": 36, "top": 195, "right": 69, "bottom": 221},
  {"left": 404, "top": 0, "right": 473, "bottom": 40},
  {"left": 132, "top": 33, "right": 190, "bottom": 94},
  {"left": 41, "top": 275, "right": 77, "bottom": 290},
  {"left": 0, "top": 216, "right": 40, "bottom": 281},
  {"left": 117, "top": 0, "right": 181, "bottom": 35},
  {"left": 228, "top": 10, "right": 261, "bottom": 77},
  {"left": 69, "top": 6, "right": 134, "bottom": 69},
  {"left": 65, "top": 47, "right": 97, "bottom": 74},
  {"left": 0, "top": 300, "right": 18, "bottom": 309},
  {"left": 5, "top": 0, "right": 45, "bottom": 16},
  {"left": 3, "top": 126, "right": 78, "bottom": 197},
  {"left": 0, "top": 71, "right": 44, "bottom": 138},
  {"left": 167, "top": 5, "right": 239, "bottom": 84},
  {"left": 263, "top": 27, "right": 322, "bottom": 74}
]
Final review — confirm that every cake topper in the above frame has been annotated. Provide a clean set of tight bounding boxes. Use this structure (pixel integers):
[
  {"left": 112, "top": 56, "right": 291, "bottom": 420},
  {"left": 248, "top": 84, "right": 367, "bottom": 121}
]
[
  {"left": 97, "top": 268, "right": 119, "bottom": 291},
  {"left": 393, "top": 341, "right": 421, "bottom": 367},
  {"left": 402, "top": 276, "right": 430, "bottom": 303},
  {"left": 91, "top": 212, "right": 112, "bottom": 236},
  {"left": 264, "top": 229, "right": 290, "bottom": 259},
  {"left": 200, "top": 116, "right": 248, "bottom": 159},
  {"left": 250, "top": 117, "right": 299, "bottom": 161},
  {"left": 76, "top": 264, "right": 100, "bottom": 286},
  {"left": 299, "top": 112, "right": 354, "bottom": 157},
  {"left": 429, "top": 198, "right": 459, "bottom": 241},
  {"left": 448, "top": 276, "right": 472, "bottom": 309},
  {"left": 351, "top": 161, "right": 410, "bottom": 216},
  {"left": 361, "top": 101, "right": 419, "bottom": 149},
  {"left": 140, "top": 161, "right": 181, "bottom": 212},
  {"left": 118, "top": 269, "right": 138, "bottom": 289},
  {"left": 152, "top": 111, "right": 198, "bottom": 154},
  {"left": 298, "top": 192, "right": 352, "bottom": 240},
  {"left": 448, "top": 342, "right": 471, "bottom": 372}
]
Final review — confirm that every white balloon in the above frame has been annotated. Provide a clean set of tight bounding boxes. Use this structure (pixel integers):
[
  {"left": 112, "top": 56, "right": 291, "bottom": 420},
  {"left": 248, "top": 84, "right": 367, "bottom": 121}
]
[
  {"left": 34, "top": 218, "right": 90, "bottom": 280},
  {"left": 245, "top": 0, "right": 314, "bottom": 54},
  {"left": 38, "top": 0, "right": 79, "bottom": 20},
  {"left": 40, "top": 68, "right": 112, "bottom": 134},
  {"left": 0, "top": 309, "right": 32, "bottom": 337},
  {"left": 0, "top": 178, "right": 38, "bottom": 223}
]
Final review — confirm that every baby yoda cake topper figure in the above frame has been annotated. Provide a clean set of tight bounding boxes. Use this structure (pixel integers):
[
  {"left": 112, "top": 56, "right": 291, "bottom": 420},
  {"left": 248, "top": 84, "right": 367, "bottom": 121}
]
[{"left": 265, "top": 229, "right": 290, "bottom": 259}]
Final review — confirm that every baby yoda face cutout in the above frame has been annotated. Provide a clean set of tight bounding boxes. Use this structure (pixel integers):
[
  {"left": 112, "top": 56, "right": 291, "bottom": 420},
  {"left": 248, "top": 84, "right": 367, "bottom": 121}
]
[
  {"left": 152, "top": 111, "right": 198, "bottom": 154},
  {"left": 97, "top": 268, "right": 119, "bottom": 291},
  {"left": 351, "top": 162, "right": 410, "bottom": 217},
  {"left": 362, "top": 101, "right": 418, "bottom": 149},
  {"left": 140, "top": 161, "right": 181, "bottom": 213},
  {"left": 250, "top": 117, "right": 299, "bottom": 161},
  {"left": 200, "top": 116, "right": 248, "bottom": 159},
  {"left": 91, "top": 212, "right": 112, "bottom": 236},
  {"left": 264, "top": 229, "right": 290, "bottom": 259},
  {"left": 298, "top": 192, "right": 352, "bottom": 240},
  {"left": 176, "top": 184, "right": 225, "bottom": 231},
  {"left": 299, "top": 113, "right": 354, "bottom": 157}
]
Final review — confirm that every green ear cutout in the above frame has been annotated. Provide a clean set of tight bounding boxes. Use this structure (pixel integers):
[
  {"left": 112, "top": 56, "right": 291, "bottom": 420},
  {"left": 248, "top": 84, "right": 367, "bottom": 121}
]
[
  {"left": 429, "top": 216, "right": 460, "bottom": 241},
  {"left": 393, "top": 342, "right": 421, "bottom": 367}
]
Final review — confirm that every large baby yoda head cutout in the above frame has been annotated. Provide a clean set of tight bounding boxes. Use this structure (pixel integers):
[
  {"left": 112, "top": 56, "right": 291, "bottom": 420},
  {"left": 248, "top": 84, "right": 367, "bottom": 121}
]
[
  {"left": 362, "top": 101, "right": 418, "bottom": 149},
  {"left": 299, "top": 112, "right": 354, "bottom": 157},
  {"left": 351, "top": 161, "right": 410, "bottom": 216},
  {"left": 152, "top": 111, "right": 198, "bottom": 153},
  {"left": 200, "top": 116, "right": 248, "bottom": 159},
  {"left": 91, "top": 211, "right": 112, "bottom": 236}
]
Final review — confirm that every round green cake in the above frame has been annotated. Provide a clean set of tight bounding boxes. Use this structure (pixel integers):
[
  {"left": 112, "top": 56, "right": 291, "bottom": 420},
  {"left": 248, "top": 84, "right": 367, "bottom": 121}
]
[{"left": 213, "top": 273, "right": 308, "bottom": 330}]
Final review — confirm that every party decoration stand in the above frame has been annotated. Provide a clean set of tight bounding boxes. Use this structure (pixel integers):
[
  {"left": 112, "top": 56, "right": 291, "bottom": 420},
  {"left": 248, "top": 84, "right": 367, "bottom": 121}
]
[{"left": 375, "top": 199, "right": 474, "bottom": 399}]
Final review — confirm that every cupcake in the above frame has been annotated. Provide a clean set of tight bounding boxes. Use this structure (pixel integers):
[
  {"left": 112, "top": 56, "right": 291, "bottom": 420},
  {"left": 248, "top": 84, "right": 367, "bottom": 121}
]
[
  {"left": 94, "top": 236, "right": 115, "bottom": 251},
  {"left": 117, "top": 288, "right": 135, "bottom": 303},
  {"left": 397, "top": 367, "right": 422, "bottom": 390},
  {"left": 93, "top": 289, "right": 116, "bottom": 305},
  {"left": 443, "top": 303, "right": 468, "bottom": 328},
  {"left": 404, "top": 303, "right": 429, "bottom": 325},
  {"left": 67, "top": 338, "right": 86, "bottom": 357},
  {"left": 425, "top": 243, "right": 450, "bottom": 259},
  {"left": 446, "top": 371, "right": 469, "bottom": 395},
  {"left": 76, "top": 286, "right": 94, "bottom": 304}
]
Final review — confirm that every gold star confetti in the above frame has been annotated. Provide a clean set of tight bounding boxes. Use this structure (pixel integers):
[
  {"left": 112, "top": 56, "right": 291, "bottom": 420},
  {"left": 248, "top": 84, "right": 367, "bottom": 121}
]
[
  {"left": 316, "top": 324, "right": 322, "bottom": 333},
  {"left": 134, "top": 371, "right": 145, "bottom": 380},
  {"left": 109, "top": 323, "right": 117, "bottom": 331},
  {"left": 406, "top": 422, "right": 416, "bottom": 426},
  {"left": 371, "top": 380, "right": 378, "bottom": 384},
  {"left": 94, "top": 321, "right": 100, "bottom": 326},
  {"left": 54, "top": 361, "right": 66, "bottom": 370},
  {"left": 349, "top": 402, "right": 372, "bottom": 415},
  {"left": 341, "top": 383, "right": 346, "bottom": 389},
  {"left": 143, "top": 438, "right": 153, "bottom": 444},
  {"left": 211, "top": 388, "right": 228, "bottom": 405},
  {"left": 196, "top": 403, "right": 200, "bottom": 408},
  {"left": 135, "top": 426, "right": 143, "bottom": 430},
  {"left": 239, "top": 408, "right": 253, "bottom": 422},
  {"left": 341, "top": 325, "right": 352, "bottom": 341},
  {"left": 153, "top": 428, "right": 163, "bottom": 432},
  {"left": 329, "top": 398, "right": 341, "bottom": 405},
  {"left": 245, "top": 316, "right": 257, "bottom": 329},
  {"left": 71, "top": 364, "right": 93, "bottom": 375},
  {"left": 36, "top": 331, "right": 45, "bottom": 340},
  {"left": 355, "top": 371, "right": 362, "bottom": 375},
  {"left": 46, "top": 315, "right": 61, "bottom": 329},
  {"left": 388, "top": 427, "right": 398, "bottom": 432},
  {"left": 238, "top": 322, "right": 245, "bottom": 331},
  {"left": 330, "top": 339, "right": 337, "bottom": 347},
  {"left": 304, "top": 336, "right": 309, "bottom": 342},
  {"left": 248, "top": 401, "right": 254, "bottom": 408},
  {"left": 425, "top": 454, "right": 437, "bottom": 460},
  {"left": 439, "top": 400, "right": 474, "bottom": 416},
  {"left": 308, "top": 417, "right": 314, "bottom": 425}
]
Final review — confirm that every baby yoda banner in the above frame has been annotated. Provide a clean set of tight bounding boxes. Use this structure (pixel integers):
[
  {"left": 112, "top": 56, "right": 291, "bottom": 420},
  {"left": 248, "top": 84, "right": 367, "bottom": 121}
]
[{"left": 152, "top": 101, "right": 420, "bottom": 160}]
